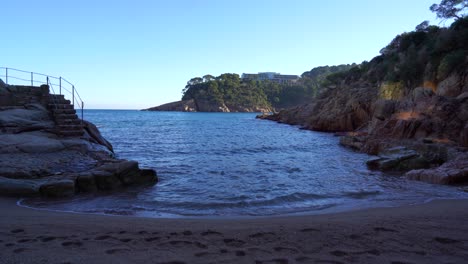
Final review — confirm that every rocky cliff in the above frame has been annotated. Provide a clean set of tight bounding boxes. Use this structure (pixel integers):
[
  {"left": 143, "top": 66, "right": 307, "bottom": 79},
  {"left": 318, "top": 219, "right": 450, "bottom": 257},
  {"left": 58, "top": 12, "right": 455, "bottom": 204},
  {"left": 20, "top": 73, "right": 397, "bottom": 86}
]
[
  {"left": 0, "top": 81, "right": 157, "bottom": 197},
  {"left": 259, "top": 19, "right": 468, "bottom": 185}
]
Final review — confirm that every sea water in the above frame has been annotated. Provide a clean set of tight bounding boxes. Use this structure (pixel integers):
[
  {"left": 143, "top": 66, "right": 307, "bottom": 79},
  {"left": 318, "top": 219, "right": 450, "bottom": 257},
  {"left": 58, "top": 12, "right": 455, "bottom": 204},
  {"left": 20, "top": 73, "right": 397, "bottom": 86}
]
[{"left": 22, "top": 110, "right": 468, "bottom": 217}]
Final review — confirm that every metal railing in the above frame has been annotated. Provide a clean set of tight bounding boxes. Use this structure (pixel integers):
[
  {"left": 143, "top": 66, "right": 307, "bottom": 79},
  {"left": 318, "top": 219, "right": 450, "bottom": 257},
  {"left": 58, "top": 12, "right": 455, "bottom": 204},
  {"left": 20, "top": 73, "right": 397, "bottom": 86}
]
[{"left": 0, "top": 67, "right": 84, "bottom": 120}]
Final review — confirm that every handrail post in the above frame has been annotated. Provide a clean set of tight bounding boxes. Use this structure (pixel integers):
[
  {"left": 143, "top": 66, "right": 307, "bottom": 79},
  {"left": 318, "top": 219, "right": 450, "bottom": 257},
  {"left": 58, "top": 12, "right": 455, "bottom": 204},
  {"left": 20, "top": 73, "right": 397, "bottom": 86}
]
[
  {"left": 31, "top": 72, "right": 33, "bottom": 86},
  {"left": 59, "top": 77, "right": 62, "bottom": 95},
  {"left": 46, "top": 76, "right": 49, "bottom": 85},
  {"left": 5, "top": 68, "right": 8, "bottom": 84},
  {"left": 81, "top": 102, "right": 84, "bottom": 121},
  {"left": 72, "top": 85, "right": 75, "bottom": 106}
]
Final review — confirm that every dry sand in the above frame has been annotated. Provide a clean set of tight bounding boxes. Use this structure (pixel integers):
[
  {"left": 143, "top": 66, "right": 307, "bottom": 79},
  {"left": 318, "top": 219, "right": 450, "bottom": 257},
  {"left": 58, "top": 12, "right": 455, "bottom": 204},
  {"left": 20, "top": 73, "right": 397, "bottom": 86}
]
[{"left": 1, "top": 198, "right": 468, "bottom": 264}]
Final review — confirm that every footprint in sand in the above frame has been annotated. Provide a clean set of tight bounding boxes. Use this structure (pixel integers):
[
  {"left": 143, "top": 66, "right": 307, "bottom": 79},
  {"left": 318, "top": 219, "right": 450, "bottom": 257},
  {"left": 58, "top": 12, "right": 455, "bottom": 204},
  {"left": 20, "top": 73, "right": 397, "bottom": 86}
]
[
  {"left": 17, "top": 238, "right": 34, "bottom": 243},
  {"left": 94, "top": 235, "right": 113, "bottom": 240},
  {"left": 248, "top": 247, "right": 271, "bottom": 254},
  {"left": 300, "top": 228, "right": 319, "bottom": 233},
  {"left": 39, "top": 236, "right": 56, "bottom": 242},
  {"left": 434, "top": 237, "right": 460, "bottom": 244},
  {"left": 194, "top": 251, "right": 211, "bottom": 257},
  {"left": 61, "top": 241, "right": 83, "bottom": 247},
  {"left": 158, "top": 240, "right": 208, "bottom": 249},
  {"left": 235, "top": 250, "right": 247, "bottom": 256},
  {"left": 13, "top": 248, "right": 27, "bottom": 253},
  {"left": 105, "top": 248, "right": 130, "bottom": 254},
  {"left": 10, "top": 229, "right": 25, "bottom": 234},
  {"left": 201, "top": 230, "right": 222, "bottom": 236},
  {"left": 249, "top": 232, "right": 276, "bottom": 239},
  {"left": 119, "top": 238, "right": 132, "bottom": 243},
  {"left": 373, "top": 227, "right": 398, "bottom": 233},
  {"left": 223, "top": 238, "right": 245, "bottom": 247},
  {"left": 329, "top": 250, "right": 348, "bottom": 257},
  {"left": 157, "top": 261, "right": 186, "bottom": 264},
  {"left": 144, "top": 237, "right": 160, "bottom": 242},
  {"left": 5, "top": 243, "right": 15, "bottom": 247},
  {"left": 255, "top": 258, "right": 289, "bottom": 264},
  {"left": 182, "top": 231, "right": 192, "bottom": 236},
  {"left": 295, "top": 256, "right": 314, "bottom": 263},
  {"left": 274, "top": 246, "right": 299, "bottom": 254}
]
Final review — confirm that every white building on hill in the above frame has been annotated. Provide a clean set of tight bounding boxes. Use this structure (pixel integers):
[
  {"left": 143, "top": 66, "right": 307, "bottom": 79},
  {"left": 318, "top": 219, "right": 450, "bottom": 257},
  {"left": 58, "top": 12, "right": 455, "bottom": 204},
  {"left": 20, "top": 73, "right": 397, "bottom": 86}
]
[{"left": 241, "top": 72, "right": 300, "bottom": 84}]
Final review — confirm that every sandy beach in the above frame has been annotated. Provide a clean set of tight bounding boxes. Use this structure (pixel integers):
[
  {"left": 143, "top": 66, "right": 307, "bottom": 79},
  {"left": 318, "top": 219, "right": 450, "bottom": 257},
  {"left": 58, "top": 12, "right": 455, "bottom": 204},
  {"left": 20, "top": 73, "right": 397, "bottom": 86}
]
[{"left": 0, "top": 198, "right": 467, "bottom": 264}]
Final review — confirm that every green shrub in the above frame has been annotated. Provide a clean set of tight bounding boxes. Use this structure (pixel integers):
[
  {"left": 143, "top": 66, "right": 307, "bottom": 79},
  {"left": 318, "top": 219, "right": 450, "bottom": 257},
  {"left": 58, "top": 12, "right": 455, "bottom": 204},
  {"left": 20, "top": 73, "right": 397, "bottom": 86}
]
[{"left": 437, "top": 49, "right": 467, "bottom": 80}]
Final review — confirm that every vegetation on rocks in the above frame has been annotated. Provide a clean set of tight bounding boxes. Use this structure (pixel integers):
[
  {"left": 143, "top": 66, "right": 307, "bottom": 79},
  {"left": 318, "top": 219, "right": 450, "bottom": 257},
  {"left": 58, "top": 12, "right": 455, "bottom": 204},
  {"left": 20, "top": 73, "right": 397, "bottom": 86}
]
[
  {"left": 179, "top": 65, "right": 355, "bottom": 112},
  {"left": 259, "top": 1, "right": 468, "bottom": 185}
]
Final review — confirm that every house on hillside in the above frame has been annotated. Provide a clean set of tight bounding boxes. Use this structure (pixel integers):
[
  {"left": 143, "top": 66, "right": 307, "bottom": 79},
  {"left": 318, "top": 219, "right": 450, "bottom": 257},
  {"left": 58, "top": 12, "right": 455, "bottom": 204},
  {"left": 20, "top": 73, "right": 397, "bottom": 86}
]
[{"left": 241, "top": 72, "right": 300, "bottom": 85}]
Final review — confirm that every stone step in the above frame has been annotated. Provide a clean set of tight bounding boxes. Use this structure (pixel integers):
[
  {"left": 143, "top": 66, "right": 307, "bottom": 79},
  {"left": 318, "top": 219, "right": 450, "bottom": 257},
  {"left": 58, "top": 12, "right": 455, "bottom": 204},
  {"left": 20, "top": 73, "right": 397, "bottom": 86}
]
[
  {"left": 49, "top": 103, "right": 74, "bottom": 110},
  {"left": 50, "top": 94, "right": 65, "bottom": 100},
  {"left": 52, "top": 108, "right": 76, "bottom": 115},
  {"left": 54, "top": 114, "right": 79, "bottom": 120},
  {"left": 49, "top": 99, "right": 71, "bottom": 105}
]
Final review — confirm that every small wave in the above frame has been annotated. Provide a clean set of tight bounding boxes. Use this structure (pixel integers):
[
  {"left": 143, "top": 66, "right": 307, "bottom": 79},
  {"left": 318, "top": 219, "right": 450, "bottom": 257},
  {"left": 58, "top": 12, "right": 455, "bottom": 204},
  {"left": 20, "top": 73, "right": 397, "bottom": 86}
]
[
  {"left": 148, "top": 192, "right": 334, "bottom": 211},
  {"left": 343, "top": 190, "right": 381, "bottom": 199}
]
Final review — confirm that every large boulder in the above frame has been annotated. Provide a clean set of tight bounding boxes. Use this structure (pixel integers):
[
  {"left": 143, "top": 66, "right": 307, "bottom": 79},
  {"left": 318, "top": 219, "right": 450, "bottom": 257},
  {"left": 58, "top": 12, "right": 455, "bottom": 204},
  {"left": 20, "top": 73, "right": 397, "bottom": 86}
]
[
  {"left": 366, "top": 146, "right": 431, "bottom": 171},
  {"left": 405, "top": 153, "right": 468, "bottom": 184},
  {"left": 436, "top": 72, "right": 463, "bottom": 97},
  {"left": 39, "top": 179, "right": 75, "bottom": 198},
  {"left": 373, "top": 99, "right": 395, "bottom": 121},
  {"left": 97, "top": 161, "right": 157, "bottom": 186}
]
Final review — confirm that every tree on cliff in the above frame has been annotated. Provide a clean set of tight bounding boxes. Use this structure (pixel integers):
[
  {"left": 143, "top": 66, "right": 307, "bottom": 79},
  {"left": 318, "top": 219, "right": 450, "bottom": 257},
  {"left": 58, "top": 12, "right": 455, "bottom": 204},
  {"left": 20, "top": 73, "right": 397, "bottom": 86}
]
[{"left": 430, "top": 0, "right": 468, "bottom": 20}]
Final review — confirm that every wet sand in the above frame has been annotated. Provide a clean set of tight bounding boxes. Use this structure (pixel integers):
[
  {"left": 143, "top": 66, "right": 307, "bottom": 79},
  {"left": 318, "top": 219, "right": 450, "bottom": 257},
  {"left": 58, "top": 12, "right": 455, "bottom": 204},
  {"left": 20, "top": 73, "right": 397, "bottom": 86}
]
[{"left": 1, "top": 198, "right": 468, "bottom": 264}]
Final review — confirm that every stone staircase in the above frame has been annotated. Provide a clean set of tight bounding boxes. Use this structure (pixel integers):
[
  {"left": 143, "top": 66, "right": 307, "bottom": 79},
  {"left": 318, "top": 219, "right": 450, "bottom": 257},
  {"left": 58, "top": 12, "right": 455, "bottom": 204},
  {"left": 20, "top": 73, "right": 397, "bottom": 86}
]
[{"left": 48, "top": 94, "right": 84, "bottom": 137}]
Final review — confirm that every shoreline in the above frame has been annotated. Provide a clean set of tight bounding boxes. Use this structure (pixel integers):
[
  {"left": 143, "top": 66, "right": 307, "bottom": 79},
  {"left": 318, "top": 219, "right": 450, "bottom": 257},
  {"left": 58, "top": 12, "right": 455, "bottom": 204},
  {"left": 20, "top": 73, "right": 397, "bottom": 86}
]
[
  {"left": 2, "top": 197, "right": 468, "bottom": 263},
  {"left": 16, "top": 195, "right": 463, "bottom": 220}
]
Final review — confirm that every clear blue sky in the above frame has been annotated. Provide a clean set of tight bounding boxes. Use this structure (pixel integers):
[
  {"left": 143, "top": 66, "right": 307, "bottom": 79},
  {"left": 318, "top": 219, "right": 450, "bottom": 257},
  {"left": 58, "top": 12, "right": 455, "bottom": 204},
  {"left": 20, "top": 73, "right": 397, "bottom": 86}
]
[{"left": 2, "top": 0, "right": 442, "bottom": 109}]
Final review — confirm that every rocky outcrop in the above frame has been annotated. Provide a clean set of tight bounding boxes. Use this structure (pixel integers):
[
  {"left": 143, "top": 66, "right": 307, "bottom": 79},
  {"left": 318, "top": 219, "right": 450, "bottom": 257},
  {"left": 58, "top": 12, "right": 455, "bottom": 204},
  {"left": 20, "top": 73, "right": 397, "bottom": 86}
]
[
  {"left": 0, "top": 82, "right": 157, "bottom": 197},
  {"left": 366, "top": 147, "right": 430, "bottom": 171},
  {"left": 405, "top": 153, "right": 468, "bottom": 184},
  {"left": 145, "top": 99, "right": 197, "bottom": 112},
  {"left": 261, "top": 83, "right": 377, "bottom": 132},
  {"left": 258, "top": 65, "right": 468, "bottom": 185},
  {"left": 145, "top": 98, "right": 273, "bottom": 113}
]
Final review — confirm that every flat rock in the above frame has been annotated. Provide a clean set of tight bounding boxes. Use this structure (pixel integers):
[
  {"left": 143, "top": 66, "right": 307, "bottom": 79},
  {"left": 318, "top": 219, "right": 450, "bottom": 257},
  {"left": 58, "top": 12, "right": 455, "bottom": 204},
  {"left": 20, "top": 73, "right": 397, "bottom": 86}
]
[{"left": 366, "top": 147, "right": 430, "bottom": 171}]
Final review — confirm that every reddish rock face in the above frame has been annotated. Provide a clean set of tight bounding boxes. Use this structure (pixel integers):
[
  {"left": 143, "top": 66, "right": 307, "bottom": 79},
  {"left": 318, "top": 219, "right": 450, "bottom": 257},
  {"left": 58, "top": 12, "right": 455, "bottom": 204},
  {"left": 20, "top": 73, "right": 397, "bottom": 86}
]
[{"left": 258, "top": 68, "right": 468, "bottom": 185}]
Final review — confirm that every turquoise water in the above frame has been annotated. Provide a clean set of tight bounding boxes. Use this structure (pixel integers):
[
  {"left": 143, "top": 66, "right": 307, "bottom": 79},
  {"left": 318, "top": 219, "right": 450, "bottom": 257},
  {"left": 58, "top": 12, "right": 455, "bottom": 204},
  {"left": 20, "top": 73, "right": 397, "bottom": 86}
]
[{"left": 23, "top": 110, "right": 468, "bottom": 217}]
